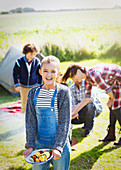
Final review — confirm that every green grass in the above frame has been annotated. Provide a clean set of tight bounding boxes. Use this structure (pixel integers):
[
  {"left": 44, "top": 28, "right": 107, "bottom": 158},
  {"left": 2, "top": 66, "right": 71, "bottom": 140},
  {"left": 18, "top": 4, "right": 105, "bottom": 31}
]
[
  {"left": 0, "top": 95, "right": 121, "bottom": 170},
  {"left": 0, "top": 86, "right": 20, "bottom": 105},
  {"left": 0, "top": 9, "right": 121, "bottom": 62},
  {"left": 0, "top": 59, "right": 121, "bottom": 169}
]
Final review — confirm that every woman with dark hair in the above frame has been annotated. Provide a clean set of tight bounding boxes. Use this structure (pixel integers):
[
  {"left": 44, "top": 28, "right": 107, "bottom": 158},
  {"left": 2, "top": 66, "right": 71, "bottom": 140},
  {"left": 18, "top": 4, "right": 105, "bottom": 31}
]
[{"left": 61, "top": 62, "right": 121, "bottom": 145}]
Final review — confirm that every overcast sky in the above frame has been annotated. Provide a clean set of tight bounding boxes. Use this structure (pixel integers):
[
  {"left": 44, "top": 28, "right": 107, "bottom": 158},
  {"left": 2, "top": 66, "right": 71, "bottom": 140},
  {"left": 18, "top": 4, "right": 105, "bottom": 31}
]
[{"left": 0, "top": 0, "right": 121, "bottom": 11}]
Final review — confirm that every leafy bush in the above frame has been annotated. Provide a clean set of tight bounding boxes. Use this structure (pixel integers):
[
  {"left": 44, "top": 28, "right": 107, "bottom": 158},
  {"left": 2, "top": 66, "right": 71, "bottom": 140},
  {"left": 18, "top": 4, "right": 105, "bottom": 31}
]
[
  {"left": 40, "top": 43, "right": 96, "bottom": 62},
  {"left": 99, "top": 42, "right": 121, "bottom": 65}
]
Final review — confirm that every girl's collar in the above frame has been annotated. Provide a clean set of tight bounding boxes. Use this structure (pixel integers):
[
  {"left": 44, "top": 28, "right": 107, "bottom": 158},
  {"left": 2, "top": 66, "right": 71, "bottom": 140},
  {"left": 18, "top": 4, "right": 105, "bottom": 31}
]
[{"left": 41, "top": 83, "right": 58, "bottom": 90}]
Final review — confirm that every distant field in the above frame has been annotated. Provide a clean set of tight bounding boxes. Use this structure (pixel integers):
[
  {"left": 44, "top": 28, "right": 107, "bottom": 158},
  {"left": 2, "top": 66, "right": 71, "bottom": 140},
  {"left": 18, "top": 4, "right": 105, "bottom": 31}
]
[{"left": 0, "top": 9, "right": 121, "bottom": 61}]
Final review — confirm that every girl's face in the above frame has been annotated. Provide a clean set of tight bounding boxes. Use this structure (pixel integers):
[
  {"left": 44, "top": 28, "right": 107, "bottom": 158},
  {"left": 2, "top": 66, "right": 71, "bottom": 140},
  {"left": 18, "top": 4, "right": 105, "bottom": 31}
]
[
  {"left": 72, "top": 69, "right": 84, "bottom": 85},
  {"left": 26, "top": 52, "right": 37, "bottom": 61},
  {"left": 40, "top": 62, "right": 59, "bottom": 89}
]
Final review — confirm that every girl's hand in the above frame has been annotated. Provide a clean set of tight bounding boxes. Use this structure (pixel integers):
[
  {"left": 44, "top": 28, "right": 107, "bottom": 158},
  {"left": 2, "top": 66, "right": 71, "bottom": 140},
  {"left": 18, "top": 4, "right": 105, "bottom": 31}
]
[
  {"left": 52, "top": 149, "right": 61, "bottom": 160},
  {"left": 107, "top": 98, "right": 113, "bottom": 108},
  {"left": 23, "top": 147, "right": 34, "bottom": 158}
]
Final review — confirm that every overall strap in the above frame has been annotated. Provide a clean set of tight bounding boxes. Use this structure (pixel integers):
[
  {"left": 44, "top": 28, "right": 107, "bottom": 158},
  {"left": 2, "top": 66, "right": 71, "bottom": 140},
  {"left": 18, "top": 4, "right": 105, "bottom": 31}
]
[
  {"left": 34, "top": 86, "right": 42, "bottom": 106},
  {"left": 51, "top": 89, "right": 57, "bottom": 107}
]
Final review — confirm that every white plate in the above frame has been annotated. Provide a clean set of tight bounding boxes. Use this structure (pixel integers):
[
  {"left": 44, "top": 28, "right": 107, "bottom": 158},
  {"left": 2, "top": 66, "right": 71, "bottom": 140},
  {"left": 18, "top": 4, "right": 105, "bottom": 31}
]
[{"left": 25, "top": 149, "right": 53, "bottom": 164}]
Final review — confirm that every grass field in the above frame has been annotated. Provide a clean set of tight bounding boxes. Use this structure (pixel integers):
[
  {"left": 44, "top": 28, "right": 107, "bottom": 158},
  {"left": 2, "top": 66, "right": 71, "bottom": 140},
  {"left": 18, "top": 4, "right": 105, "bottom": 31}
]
[{"left": 0, "top": 9, "right": 121, "bottom": 62}]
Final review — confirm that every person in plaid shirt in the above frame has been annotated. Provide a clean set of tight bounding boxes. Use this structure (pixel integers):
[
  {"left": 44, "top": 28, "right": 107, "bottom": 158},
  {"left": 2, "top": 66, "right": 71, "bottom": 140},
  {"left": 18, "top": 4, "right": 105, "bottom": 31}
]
[
  {"left": 69, "top": 79, "right": 102, "bottom": 137},
  {"left": 61, "top": 63, "right": 121, "bottom": 145}
]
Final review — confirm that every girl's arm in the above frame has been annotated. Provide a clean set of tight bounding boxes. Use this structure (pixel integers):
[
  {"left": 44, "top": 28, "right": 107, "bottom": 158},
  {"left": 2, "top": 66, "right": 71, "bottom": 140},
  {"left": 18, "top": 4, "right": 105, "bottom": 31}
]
[
  {"left": 52, "top": 149, "right": 61, "bottom": 160},
  {"left": 53, "top": 86, "right": 71, "bottom": 153}
]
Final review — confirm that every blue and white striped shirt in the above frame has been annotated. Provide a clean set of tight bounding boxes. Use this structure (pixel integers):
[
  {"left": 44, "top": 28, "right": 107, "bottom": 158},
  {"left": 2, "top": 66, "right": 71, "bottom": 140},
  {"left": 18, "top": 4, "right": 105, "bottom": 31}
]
[{"left": 36, "top": 89, "right": 58, "bottom": 122}]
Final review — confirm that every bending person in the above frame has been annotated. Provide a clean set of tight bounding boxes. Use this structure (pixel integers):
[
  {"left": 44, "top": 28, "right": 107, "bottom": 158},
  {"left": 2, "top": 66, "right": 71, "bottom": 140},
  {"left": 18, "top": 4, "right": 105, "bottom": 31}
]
[
  {"left": 69, "top": 79, "right": 102, "bottom": 137},
  {"left": 61, "top": 63, "right": 121, "bottom": 145}
]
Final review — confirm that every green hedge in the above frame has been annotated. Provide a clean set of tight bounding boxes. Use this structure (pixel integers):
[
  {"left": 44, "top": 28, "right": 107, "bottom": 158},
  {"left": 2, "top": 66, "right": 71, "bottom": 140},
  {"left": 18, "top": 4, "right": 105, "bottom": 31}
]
[{"left": 40, "top": 43, "right": 96, "bottom": 62}]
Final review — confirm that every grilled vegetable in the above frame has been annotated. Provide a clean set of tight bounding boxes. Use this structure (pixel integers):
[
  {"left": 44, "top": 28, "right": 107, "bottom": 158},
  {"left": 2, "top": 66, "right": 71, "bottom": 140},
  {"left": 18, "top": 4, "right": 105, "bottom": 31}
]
[{"left": 29, "top": 150, "right": 52, "bottom": 163}]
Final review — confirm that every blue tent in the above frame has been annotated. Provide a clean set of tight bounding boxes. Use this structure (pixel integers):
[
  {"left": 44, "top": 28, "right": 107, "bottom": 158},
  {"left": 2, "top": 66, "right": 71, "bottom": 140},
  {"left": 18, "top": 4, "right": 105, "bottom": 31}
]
[{"left": 0, "top": 47, "right": 23, "bottom": 96}]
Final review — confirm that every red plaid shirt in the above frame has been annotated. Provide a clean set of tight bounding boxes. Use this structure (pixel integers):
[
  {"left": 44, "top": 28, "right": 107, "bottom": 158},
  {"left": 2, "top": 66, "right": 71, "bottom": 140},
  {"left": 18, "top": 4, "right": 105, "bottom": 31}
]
[{"left": 85, "top": 63, "right": 121, "bottom": 110}]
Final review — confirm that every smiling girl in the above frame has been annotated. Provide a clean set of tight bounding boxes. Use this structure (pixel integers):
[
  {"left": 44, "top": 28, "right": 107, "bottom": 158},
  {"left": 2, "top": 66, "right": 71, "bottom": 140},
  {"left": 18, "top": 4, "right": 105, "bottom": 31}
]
[{"left": 23, "top": 55, "right": 71, "bottom": 170}]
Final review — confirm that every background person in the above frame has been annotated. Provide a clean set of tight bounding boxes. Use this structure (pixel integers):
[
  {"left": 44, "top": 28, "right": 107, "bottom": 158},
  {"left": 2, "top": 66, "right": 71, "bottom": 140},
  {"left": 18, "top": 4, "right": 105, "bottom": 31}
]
[
  {"left": 61, "top": 63, "right": 121, "bottom": 145},
  {"left": 69, "top": 79, "right": 102, "bottom": 137},
  {"left": 13, "top": 43, "right": 42, "bottom": 113},
  {"left": 23, "top": 56, "right": 71, "bottom": 170}
]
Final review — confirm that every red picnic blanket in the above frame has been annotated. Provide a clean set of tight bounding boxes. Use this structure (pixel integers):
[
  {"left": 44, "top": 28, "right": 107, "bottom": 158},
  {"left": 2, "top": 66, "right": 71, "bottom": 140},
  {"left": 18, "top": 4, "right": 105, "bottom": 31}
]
[{"left": 0, "top": 101, "right": 22, "bottom": 113}]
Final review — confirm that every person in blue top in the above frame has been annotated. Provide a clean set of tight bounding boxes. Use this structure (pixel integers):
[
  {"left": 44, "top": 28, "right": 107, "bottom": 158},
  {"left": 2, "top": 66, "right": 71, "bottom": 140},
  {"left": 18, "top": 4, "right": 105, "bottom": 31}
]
[
  {"left": 23, "top": 55, "right": 71, "bottom": 170},
  {"left": 13, "top": 43, "right": 42, "bottom": 113}
]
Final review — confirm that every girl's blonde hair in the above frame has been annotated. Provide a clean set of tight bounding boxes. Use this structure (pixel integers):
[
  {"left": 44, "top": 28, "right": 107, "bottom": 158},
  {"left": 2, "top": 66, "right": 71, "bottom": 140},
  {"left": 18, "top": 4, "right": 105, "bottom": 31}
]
[
  {"left": 61, "top": 63, "right": 86, "bottom": 82},
  {"left": 41, "top": 55, "right": 60, "bottom": 71}
]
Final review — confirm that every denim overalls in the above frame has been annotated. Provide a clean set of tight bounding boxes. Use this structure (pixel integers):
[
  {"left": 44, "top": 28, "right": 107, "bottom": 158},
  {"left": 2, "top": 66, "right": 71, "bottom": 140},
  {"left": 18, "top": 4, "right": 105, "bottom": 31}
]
[{"left": 33, "top": 86, "right": 70, "bottom": 170}]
